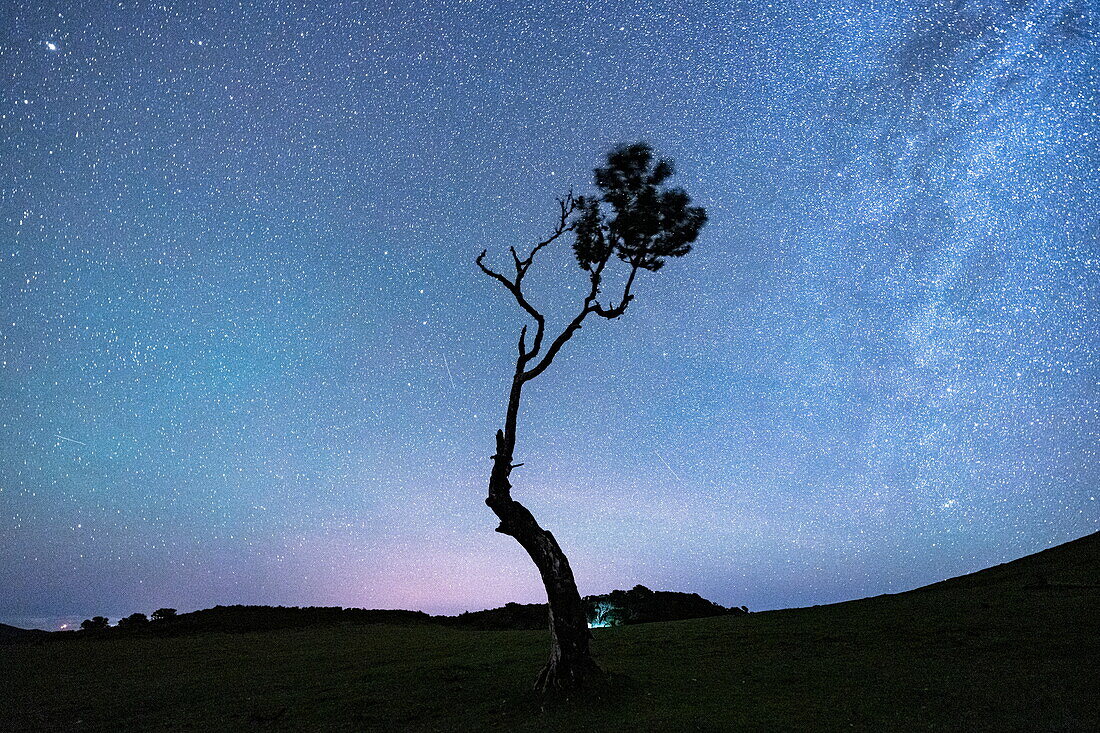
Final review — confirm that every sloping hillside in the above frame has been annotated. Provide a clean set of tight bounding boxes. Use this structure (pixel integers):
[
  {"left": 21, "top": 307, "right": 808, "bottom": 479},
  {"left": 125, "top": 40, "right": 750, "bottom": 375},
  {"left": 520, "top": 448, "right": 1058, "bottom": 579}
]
[
  {"left": 920, "top": 530, "right": 1100, "bottom": 591},
  {"left": 5, "top": 532, "right": 1098, "bottom": 731},
  {"left": 0, "top": 623, "right": 49, "bottom": 645}
]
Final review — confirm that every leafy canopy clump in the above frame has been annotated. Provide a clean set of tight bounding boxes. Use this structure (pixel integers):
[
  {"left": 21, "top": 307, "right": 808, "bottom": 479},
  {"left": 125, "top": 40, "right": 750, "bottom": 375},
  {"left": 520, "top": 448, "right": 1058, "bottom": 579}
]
[{"left": 573, "top": 142, "right": 707, "bottom": 273}]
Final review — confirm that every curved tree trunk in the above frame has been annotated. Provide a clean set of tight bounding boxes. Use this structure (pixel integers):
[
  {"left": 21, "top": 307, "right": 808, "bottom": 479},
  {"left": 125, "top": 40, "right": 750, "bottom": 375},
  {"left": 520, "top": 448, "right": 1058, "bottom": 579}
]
[
  {"left": 475, "top": 145, "right": 705, "bottom": 693},
  {"left": 485, "top": 372, "right": 600, "bottom": 692}
]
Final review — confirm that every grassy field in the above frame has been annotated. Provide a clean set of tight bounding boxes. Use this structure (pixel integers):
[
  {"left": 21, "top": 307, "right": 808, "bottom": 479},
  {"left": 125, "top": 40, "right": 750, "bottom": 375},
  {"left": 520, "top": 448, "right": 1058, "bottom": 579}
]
[{"left": 5, "top": 532, "right": 1098, "bottom": 731}]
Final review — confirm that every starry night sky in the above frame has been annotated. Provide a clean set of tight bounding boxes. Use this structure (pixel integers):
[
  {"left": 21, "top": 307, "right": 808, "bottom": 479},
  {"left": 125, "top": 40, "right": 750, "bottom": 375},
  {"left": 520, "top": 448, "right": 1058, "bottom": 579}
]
[{"left": 2, "top": 1, "right": 1098, "bottom": 630}]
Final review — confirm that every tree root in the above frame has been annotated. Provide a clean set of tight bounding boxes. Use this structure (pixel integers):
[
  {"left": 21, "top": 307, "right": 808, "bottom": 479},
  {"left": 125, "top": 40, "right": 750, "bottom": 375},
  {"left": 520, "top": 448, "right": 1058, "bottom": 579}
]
[{"left": 534, "top": 654, "right": 604, "bottom": 696}]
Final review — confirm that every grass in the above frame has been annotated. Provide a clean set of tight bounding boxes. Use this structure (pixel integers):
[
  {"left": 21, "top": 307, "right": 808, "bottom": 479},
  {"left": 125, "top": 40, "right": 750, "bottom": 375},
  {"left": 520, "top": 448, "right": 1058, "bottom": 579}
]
[{"left": 5, "top": 532, "right": 1099, "bottom": 731}]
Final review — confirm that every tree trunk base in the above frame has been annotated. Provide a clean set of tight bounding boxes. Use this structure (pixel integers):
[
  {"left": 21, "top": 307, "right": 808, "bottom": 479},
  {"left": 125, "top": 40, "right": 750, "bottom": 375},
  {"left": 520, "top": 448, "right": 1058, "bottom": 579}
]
[{"left": 534, "top": 653, "right": 603, "bottom": 695}]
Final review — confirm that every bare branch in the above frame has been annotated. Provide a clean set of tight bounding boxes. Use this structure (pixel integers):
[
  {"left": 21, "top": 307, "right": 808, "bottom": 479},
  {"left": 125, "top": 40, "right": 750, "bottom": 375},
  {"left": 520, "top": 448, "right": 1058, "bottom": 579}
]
[
  {"left": 476, "top": 249, "right": 513, "bottom": 290},
  {"left": 591, "top": 263, "right": 640, "bottom": 319},
  {"left": 521, "top": 305, "right": 591, "bottom": 382},
  {"left": 521, "top": 256, "right": 605, "bottom": 381},
  {"left": 476, "top": 249, "right": 545, "bottom": 357},
  {"left": 521, "top": 256, "right": 642, "bottom": 380},
  {"left": 513, "top": 192, "right": 581, "bottom": 283},
  {"left": 475, "top": 194, "right": 582, "bottom": 362},
  {"left": 509, "top": 246, "right": 524, "bottom": 277},
  {"left": 477, "top": 192, "right": 634, "bottom": 380}
]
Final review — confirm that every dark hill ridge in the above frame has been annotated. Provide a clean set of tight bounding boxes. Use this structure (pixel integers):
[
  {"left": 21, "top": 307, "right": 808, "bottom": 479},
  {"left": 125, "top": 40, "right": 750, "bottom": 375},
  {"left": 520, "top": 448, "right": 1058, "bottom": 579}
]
[
  {"left": 0, "top": 623, "right": 49, "bottom": 644},
  {"left": 0, "top": 586, "right": 742, "bottom": 641},
  {"left": 919, "top": 529, "right": 1100, "bottom": 592},
  {"left": 5, "top": 530, "right": 1097, "bottom": 730},
  {"left": 4, "top": 531, "right": 1097, "bottom": 642}
]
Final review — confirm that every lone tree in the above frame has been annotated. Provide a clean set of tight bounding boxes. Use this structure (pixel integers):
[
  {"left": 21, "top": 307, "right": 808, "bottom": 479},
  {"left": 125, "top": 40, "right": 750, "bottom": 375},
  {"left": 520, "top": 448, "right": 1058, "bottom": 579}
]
[{"left": 476, "top": 142, "right": 706, "bottom": 692}]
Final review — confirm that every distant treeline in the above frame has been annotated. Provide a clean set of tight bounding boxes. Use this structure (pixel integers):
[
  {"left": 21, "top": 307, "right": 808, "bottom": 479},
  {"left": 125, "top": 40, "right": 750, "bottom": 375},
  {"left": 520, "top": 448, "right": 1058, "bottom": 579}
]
[
  {"left": 15, "top": 585, "right": 747, "bottom": 643},
  {"left": 67, "top": 605, "right": 433, "bottom": 638}
]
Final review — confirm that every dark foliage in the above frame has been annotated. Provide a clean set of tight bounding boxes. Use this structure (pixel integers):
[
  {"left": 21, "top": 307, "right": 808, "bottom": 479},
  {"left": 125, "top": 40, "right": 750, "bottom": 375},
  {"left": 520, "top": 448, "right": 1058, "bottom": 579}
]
[
  {"left": 151, "top": 607, "right": 177, "bottom": 622},
  {"left": 117, "top": 612, "right": 149, "bottom": 629},
  {"left": 573, "top": 142, "right": 707, "bottom": 273},
  {"left": 443, "top": 589, "right": 743, "bottom": 631},
  {"left": 584, "top": 585, "right": 745, "bottom": 627},
  {"left": 31, "top": 606, "right": 433, "bottom": 641},
  {"left": 440, "top": 602, "right": 552, "bottom": 631},
  {"left": 80, "top": 616, "right": 109, "bottom": 631},
  {"left": 142, "top": 605, "right": 431, "bottom": 636}
]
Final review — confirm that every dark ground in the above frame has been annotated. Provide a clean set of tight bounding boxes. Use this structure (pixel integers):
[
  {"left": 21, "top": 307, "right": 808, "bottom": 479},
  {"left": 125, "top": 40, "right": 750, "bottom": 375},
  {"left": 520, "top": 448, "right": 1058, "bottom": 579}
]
[{"left": 4, "top": 531, "right": 1098, "bottom": 731}]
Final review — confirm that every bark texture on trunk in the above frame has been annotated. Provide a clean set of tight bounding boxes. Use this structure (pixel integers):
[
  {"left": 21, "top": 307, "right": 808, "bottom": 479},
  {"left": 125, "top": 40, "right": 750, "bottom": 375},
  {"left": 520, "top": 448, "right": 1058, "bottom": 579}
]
[{"left": 485, "top": 373, "right": 600, "bottom": 692}]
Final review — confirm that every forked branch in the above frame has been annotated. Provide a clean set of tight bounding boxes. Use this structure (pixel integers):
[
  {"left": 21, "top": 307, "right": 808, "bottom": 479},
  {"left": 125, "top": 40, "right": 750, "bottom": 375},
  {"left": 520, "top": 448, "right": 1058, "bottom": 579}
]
[
  {"left": 521, "top": 258, "right": 639, "bottom": 381},
  {"left": 476, "top": 193, "right": 582, "bottom": 362}
]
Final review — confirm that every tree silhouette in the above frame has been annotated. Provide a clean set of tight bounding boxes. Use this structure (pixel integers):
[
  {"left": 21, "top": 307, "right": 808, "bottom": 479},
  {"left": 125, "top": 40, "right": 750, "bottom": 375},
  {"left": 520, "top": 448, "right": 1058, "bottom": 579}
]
[
  {"left": 80, "top": 616, "right": 109, "bottom": 631},
  {"left": 118, "top": 612, "right": 149, "bottom": 629},
  {"left": 151, "top": 607, "right": 177, "bottom": 622},
  {"left": 476, "top": 142, "right": 706, "bottom": 692}
]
